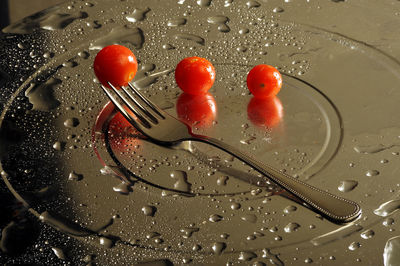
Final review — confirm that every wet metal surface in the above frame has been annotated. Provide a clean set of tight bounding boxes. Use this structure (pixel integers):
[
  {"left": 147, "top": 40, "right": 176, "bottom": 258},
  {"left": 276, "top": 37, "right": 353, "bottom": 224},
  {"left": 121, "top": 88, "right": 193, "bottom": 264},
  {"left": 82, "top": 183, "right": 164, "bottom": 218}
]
[{"left": 1, "top": 0, "right": 400, "bottom": 264}]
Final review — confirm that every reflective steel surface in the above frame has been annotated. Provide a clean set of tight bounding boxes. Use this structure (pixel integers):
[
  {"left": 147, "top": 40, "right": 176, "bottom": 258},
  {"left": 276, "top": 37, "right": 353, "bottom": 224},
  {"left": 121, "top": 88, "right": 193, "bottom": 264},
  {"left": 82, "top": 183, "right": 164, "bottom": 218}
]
[{"left": 1, "top": 0, "right": 400, "bottom": 264}]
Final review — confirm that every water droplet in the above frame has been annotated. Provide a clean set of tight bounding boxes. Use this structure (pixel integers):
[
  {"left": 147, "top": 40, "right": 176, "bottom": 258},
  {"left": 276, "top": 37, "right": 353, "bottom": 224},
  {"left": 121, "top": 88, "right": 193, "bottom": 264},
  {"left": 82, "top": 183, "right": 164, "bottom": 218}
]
[
  {"left": 360, "top": 229, "right": 375, "bottom": 239},
  {"left": 113, "top": 182, "right": 131, "bottom": 195},
  {"left": 51, "top": 247, "right": 66, "bottom": 260},
  {"left": 240, "top": 136, "right": 256, "bottom": 145},
  {"left": 269, "top": 226, "right": 278, "bottom": 232},
  {"left": 374, "top": 199, "right": 400, "bottom": 217},
  {"left": 239, "top": 251, "right": 257, "bottom": 261},
  {"left": 192, "top": 244, "right": 202, "bottom": 251},
  {"left": 62, "top": 60, "right": 78, "bottom": 68},
  {"left": 273, "top": 7, "right": 284, "bottom": 13},
  {"left": 239, "top": 28, "right": 250, "bottom": 34},
  {"left": 89, "top": 26, "right": 145, "bottom": 50},
  {"left": 180, "top": 227, "right": 199, "bottom": 238},
  {"left": 217, "top": 176, "right": 229, "bottom": 185},
  {"left": 384, "top": 236, "right": 400, "bottom": 265},
  {"left": 78, "top": 51, "right": 90, "bottom": 59},
  {"left": 29, "top": 51, "right": 39, "bottom": 58},
  {"left": 383, "top": 218, "right": 395, "bottom": 226},
  {"left": 283, "top": 205, "right": 297, "bottom": 214},
  {"left": 99, "top": 236, "right": 114, "bottom": 248},
  {"left": 53, "top": 141, "right": 65, "bottom": 151},
  {"left": 209, "top": 214, "right": 223, "bottom": 222},
  {"left": 39, "top": 211, "right": 92, "bottom": 236},
  {"left": 284, "top": 222, "right": 300, "bottom": 233},
  {"left": 170, "top": 170, "right": 192, "bottom": 192},
  {"left": 146, "top": 232, "right": 161, "bottom": 239},
  {"left": 162, "top": 44, "right": 175, "bottom": 50},
  {"left": 182, "top": 257, "right": 192, "bottom": 263},
  {"left": 231, "top": 203, "right": 241, "bottom": 210},
  {"left": 338, "top": 180, "right": 358, "bottom": 192},
  {"left": 142, "top": 205, "right": 157, "bottom": 216},
  {"left": 207, "top": 16, "right": 230, "bottom": 33},
  {"left": 348, "top": 241, "right": 361, "bottom": 251},
  {"left": 87, "top": 19, "right": 102, "bottom": 29},
  {"left": 83, "top": 255, "right": 94, "bottom": 263},
  {"left": 224, "top": 0, "right": 233, "bottom": 7},
  {"left": 366, "top": 170, "right": 379, "bottom": 176},
  {"left": 247, "top": 235, "right": 256, "bottom": 241},
  {"left": 211, "top": 242, "right": 226, "bottom": 255},
  {"left": 167, "top": 18, "right": 187, "bottom": 27},
  {"left": 253, "top": 231, "right": 264, "bottom": 237},
  {"left": 64, "top": 118, "right": 80, "bottom": 128},
  {"left": 133, "top": 65, "right": 173, "bottom": 89},
  {"left": 25, "top": 79, "right": 61, "bottom": 111},
  {"left": 39, "top": 12, "right": 88, "bottom": 31},
  {"left": 197, "top": 0, "right": 212, "bottom": 6},
  {"left": 173, "top": 33, "right": 205, "bottom": 45},
  {"left": 100, "top": 165, "right": 130, "bottom": 183},
  {"left": 305, "top": 258, "right": 313, "bottom": 263},
  {"left": 262, "top": 248, "right": 284, "bottom": 265},
  {"left": 237, "top": 46, "right": 248, "bottom": 52},
  {"left": 354, "top": 144, "right": 394, "bottom": 154},
  {"left": 17, "top": 43, "right": 27, "bottom": 49},
  {"left": 297, "top": 70, "right": 305, "bottom": 76},
  {"left": 246, "top": 0, "right": 261, "bottom": 8},
  {"left": 241, "top": 214, "right": 257, "bottom": 223},
  {"left": 126, "top": 7, "right": 151, "bottom": 22},
  {"left": 68, "top": 171, "right": 83, "bottom": 181}
]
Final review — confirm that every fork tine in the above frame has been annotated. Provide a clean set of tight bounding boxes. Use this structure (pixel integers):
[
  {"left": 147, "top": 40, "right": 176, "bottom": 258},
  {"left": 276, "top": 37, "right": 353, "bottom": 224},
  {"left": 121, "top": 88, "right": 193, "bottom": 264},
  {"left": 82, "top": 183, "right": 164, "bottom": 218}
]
[
  {"left": 127, "top": 82, "right": 165, "bottom": 119},
  {"left": 108, "top": 82, "right": 157, "bottom": 126},
  {"left": 119, "top": 84, "right": 160, "bottom": 124},
  {"left": 101, "top": 84, "right": 151, "bottom": 129}
]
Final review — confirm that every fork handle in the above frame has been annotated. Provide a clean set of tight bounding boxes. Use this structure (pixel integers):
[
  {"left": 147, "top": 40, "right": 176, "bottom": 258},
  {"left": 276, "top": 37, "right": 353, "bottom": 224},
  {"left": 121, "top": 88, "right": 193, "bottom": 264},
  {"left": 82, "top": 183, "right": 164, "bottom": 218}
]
[{"left": 191, "top": 136, "right": 361, "bottom": 223}]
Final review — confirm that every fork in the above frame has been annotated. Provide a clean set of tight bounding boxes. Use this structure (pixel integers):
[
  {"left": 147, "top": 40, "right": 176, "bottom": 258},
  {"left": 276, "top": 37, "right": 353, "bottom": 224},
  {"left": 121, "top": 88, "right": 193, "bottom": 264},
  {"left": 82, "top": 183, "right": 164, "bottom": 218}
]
[{"left": 101, "top": 82, "right": 361, "bottom": 223}]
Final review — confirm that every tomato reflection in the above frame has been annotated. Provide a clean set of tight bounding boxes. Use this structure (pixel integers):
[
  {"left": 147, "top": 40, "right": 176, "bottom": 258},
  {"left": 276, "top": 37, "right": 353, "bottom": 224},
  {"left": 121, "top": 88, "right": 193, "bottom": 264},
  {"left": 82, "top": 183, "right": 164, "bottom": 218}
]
[
  {"left": 247, "top": 96, "right": 283, "bottom": 128},
  {"left": 176, "top": 92, "right": 217, "bottom": 128},
  {"left": 108, "top": 109, "right": 141, "bottom": 153}
]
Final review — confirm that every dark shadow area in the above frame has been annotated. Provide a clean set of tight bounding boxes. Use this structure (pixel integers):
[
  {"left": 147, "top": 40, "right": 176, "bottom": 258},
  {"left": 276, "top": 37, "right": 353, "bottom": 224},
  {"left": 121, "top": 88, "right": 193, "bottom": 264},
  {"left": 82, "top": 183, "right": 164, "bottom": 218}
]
[{"left": 0, "top": 1, "right": 9, "bottom": 29}]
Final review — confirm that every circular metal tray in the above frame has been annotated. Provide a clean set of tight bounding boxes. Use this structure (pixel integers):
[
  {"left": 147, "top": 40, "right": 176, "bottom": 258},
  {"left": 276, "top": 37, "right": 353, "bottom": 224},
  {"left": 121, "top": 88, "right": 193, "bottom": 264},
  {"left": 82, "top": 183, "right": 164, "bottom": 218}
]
[{"left": 2, "top": 0, "right": 400, "bottom": 264}]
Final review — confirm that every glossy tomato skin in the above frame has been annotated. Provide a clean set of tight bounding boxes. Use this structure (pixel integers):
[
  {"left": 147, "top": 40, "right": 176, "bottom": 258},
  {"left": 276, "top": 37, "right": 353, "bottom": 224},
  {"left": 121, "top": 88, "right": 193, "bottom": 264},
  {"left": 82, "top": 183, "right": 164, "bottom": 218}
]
[
  {"left": 247, "top": 64, "right": 282, "bottom": 98},
  {"left": 175, "top": 57, "right": 216, "bottom": 95},
  {"left": 94, "top": 45, "right": 138, "bottom": 88},
  {"left": 247, "top": 96, "right": 283, "bottom": 128},
  {"left": 176, "top": 92, "right": 217, "bottom": 128}
]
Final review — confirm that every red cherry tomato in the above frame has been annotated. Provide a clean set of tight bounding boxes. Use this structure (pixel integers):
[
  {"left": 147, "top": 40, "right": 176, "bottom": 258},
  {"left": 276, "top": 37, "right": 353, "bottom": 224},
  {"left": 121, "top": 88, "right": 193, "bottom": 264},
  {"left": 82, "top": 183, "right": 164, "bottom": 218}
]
[
  {"left": 247, "top": 96, "right": 283, "bottom": 128},
  {"left": 176, "top": 92, "right": 217, "bottom": 128},
  {"left": 175, "top": 57, "right": 216, "bottom": 95},
  {"left": 247, "top": 64, "right": 282, "bottom": 98},
  {"left": 94, "top": 45, "right": 138, "bottom": 88}
]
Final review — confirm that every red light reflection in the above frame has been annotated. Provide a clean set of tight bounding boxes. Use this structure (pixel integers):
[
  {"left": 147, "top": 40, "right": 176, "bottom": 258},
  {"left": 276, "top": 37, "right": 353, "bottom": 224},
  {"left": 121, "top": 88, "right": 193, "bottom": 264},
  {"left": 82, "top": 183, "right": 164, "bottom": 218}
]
[
  {"left": 247, "top": 96, "right": 283, "bottom": 128},
  {"left": 176, "top": 92, "right": 217, "bottom": 129},
  {"left": 108, "top": 107, "right": 141, "bottom": 153}
]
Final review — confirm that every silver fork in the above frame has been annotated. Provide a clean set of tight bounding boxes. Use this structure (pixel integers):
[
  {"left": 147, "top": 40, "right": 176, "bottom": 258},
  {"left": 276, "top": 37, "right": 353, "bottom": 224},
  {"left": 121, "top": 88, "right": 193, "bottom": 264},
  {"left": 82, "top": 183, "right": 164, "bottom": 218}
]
[{"left": 101, "top": 82, "right": 361, "bottom": 223}]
